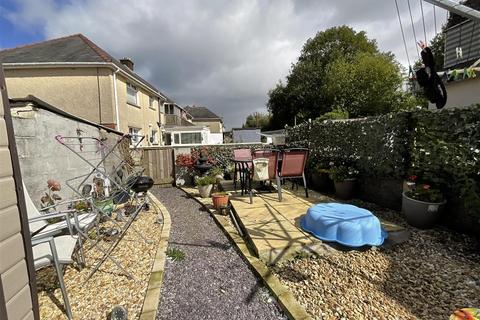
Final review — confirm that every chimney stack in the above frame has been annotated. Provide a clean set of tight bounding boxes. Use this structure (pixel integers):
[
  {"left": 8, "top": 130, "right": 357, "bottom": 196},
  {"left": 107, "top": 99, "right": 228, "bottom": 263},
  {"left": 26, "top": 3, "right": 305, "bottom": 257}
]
[{"left": 120, "top": 57, "right": 134, "bottom": 70}]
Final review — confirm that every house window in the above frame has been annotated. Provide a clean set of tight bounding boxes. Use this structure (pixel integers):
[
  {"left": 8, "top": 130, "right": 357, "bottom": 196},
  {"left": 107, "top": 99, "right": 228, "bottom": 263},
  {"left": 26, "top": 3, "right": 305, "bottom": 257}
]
[
  {"left": 128, "top": 127, "right": 142, "bottom": 145},
  {"left": 165, "top": 104, "right": 175, "bottom": 114},
  {"left": 174, "top": 133, "right": 180, "bottom": 144},
  {"left": 149, "top": 96, "right": 156, "bottom": 109},
  {"left": 150, "top": 130, "right": 158, "bottom": 145},
  {"left": 127, "top": 83, "right": 138, "bottom": 105},
  {"left": 160, "top": 103, "right": 165, "bottom": 113},
  {"left": 180, "top": 132, "right": 202, "bottom": 144}
]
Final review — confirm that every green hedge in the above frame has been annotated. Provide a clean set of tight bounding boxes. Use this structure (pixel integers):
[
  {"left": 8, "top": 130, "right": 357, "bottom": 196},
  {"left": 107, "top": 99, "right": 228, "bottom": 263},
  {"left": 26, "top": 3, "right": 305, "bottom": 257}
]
[
  {"left": 191, "top": 144, "right": 264, "bottom": 169},
  {"left": 411, "top": 106, "right": 480, "bottom": 214},
  {"left": 286, "top": 104, "right": 480, "bottom": 219},
  {"left": 287, "top": 112, "right": 411, "bottom": 178}
]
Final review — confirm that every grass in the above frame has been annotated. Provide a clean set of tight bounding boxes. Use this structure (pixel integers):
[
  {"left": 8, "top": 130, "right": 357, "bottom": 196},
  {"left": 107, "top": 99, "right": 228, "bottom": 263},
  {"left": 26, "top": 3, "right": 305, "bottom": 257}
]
[{"left": 166, "top": 248, "right": 185, "bottom": 262}]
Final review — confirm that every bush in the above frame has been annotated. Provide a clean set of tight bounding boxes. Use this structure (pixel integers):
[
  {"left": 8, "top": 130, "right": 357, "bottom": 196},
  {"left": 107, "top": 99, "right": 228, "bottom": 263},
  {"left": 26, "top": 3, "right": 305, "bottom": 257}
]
[{"left": 195, "top": 176, "right": 216, "bottom": 186}]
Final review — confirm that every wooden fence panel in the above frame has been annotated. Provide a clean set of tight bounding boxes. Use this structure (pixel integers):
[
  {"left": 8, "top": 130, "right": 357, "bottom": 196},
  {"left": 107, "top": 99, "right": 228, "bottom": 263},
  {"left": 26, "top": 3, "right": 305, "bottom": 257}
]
[{"left": 141, "top": 148, "right": 175, "bottom": 185}]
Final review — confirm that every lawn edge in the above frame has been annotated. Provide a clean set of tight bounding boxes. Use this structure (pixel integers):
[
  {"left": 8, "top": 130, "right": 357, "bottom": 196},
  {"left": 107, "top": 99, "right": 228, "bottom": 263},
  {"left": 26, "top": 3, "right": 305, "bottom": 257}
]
[
  {"left": 179, "top": 186, "right": 311, "bottom": 320},
  {"left": 139, "top": 191, "right": 172, "bottom": 320}
]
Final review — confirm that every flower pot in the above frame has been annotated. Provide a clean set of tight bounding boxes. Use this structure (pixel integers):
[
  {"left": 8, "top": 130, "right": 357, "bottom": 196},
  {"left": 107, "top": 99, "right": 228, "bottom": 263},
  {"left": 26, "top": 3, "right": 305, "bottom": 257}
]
[
  {"left": 311, "top": 171, "right": 334, "bottom": 192},
  {"left": 212, "top": 193, "right": 229, "bottom": 209},
  {"left": 402, "top": 192, "right": 446, "bottom": 229},
  {"left": 198, "top": 184, "right": 213, "bottom": 198},
  {"left": 334, "top": 178, "right": 356, "bottom": 200}
]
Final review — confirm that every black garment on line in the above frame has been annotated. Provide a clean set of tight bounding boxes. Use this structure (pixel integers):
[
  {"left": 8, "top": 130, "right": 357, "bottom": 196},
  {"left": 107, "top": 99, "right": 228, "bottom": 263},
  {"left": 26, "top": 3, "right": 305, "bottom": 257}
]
[{"left": 415, "top": 47, "right": 447, "bottom": 109}]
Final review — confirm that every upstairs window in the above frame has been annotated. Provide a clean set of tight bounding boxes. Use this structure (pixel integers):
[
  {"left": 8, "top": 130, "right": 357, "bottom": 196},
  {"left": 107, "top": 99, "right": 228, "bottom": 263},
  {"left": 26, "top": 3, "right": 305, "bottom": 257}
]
[
  {"left": 127, "top": 83, "right": 138, "bottom": 105},
  {"left": 149, "top": 96, "right": 156, "bottom": 109},
  {"left": 165, "top": 104, "right": 175, "bottom": 114}
]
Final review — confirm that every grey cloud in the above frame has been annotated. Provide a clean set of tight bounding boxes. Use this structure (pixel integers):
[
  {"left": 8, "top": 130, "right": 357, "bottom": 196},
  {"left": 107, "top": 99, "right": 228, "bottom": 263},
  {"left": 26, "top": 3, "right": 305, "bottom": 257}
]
[{"left": 5, "top": 0, "right": 449, "bottom": 127}]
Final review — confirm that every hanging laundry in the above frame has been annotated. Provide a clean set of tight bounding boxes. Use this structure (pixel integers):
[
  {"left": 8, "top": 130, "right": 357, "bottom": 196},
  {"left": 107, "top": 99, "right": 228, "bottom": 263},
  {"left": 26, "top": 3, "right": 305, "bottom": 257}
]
[{"left": 415, "top": 41, "right": 447, "bottom": 109}]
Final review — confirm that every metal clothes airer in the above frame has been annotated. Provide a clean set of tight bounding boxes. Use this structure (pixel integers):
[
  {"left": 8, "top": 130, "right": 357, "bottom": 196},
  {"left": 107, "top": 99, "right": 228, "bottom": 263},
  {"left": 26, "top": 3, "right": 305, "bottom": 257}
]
[{"left": 55, "top": 133, "right": 150, "bottom": 281}]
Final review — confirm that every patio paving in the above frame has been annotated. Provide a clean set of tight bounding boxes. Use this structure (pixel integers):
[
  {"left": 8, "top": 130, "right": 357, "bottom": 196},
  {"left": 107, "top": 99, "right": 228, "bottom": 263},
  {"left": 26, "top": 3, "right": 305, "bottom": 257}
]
[{"left": 187, "top": 181, "right": 407, "bottom": 265}]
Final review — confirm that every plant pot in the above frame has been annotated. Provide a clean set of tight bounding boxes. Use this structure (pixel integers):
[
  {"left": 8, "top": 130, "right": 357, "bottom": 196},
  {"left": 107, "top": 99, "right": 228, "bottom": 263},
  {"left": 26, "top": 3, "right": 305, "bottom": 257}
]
[
  {"left": 402, "top": 192, "right": 446, "bottom": 229},
  {"left": 212, "top": 193, "right": 229, "bottom": 209},
  {"left": 334, "top": 178, "right": 356, "bottom": 200},
  {"left": 311, "top": 171, "right": 334, "bottom": 192},
  {"left": 198, "top": 184, "right": 213, "bottom": 198}
]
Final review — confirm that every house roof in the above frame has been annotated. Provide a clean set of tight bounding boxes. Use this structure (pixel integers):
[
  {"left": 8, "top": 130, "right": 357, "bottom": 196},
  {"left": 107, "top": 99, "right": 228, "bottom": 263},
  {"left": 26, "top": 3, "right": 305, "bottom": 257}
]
[
  {"left": 0, "top": 34, "right": 166, "bottom": 98},
  {"left": 184, "top": 106, "right": 222, "bottom": 121}
]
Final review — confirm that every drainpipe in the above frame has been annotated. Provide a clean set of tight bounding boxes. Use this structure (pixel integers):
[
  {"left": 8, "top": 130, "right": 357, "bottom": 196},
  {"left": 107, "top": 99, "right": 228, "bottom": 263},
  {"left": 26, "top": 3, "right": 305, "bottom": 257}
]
[{"left": 113, "top": 67, "right": 121, "bottom": 131}]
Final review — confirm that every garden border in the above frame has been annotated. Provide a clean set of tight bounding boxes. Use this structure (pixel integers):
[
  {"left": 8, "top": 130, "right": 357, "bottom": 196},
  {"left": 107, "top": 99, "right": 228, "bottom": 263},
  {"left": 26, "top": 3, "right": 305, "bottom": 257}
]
[
  {"left": 139, "top": 192, "right": 172, "bottom": 320},
  {"left": 179, "top": 187, "right": 311, "bottom": 320}
]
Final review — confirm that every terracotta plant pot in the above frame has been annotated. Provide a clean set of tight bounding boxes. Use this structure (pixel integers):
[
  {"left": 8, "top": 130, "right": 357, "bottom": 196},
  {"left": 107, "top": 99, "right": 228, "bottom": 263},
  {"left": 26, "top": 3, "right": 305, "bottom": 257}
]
[
  {"left": 212, "top": 192, "right": 229, "bottom": 209},
  {"left": 198, "top": 184, "right": 213, "bottom": 198},
  {"left": 334, "top": 178, "right": 356, "bottom": 200},
  {"left": 402, "top": 192, "right": 446, "bottom": 229}
]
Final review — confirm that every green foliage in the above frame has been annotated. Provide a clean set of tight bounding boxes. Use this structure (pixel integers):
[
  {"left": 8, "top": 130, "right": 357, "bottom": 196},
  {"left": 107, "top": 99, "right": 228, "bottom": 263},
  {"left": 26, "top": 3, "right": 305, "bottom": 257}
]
[
  {"left": 244, "top": 112, "right": 271, "bottom": 129},
  {"left": 316, "top": 108, "right": 349, "bottom": 121},
  {"left": 209, "top": 166, "right": 223, "bottom": 176},
  {"left": 287, "top": 112, "right": 411, "bottom": 179},
  {"left": 324, "top": 52, "right": 409, "bottom": 117},
  {"left": 287, "top": 104, "right": 480, "bottom": 220},
  {"left": 195, "top": 176, "right": 216, "bottom": 186},
  {"left": 267, "top": 25, "right": 414, "bottom": 128},
  {"left": 166, "top": 248, "right": 185, "bottom": 262},
  {"left": 328, "top": 165, "right": 359, "bottom": 182},
  {"left": 191, "top": 144, "right": 261, "bottom": 169},
  {"left": 410, "top": 105, "right": 480, "bottom": 217},
  {"left": 405, "top": 184, "right": 444, "bottom": 203}
]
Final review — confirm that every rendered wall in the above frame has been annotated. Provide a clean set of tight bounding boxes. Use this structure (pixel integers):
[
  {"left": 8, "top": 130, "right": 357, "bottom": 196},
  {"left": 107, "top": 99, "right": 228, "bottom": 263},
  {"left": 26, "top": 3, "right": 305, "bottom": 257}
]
[
  {"left": 4, "top": 67, "right": 115, "bottom": 125},
  {"left": 444, "top": 78, "right": 480, "bottom": 109},
  {"left": 11, "top": 104, "right": 122, "bottom": 207},
  {"left": 191, "top": 120, "right": 223, "bottom": 133}
]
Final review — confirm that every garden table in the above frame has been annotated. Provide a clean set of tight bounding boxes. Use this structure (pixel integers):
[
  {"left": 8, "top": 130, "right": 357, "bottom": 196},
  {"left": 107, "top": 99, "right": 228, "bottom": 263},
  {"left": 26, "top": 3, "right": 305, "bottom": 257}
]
[{"left": 231, "top": 157, "right": 253, "bottom": 196}]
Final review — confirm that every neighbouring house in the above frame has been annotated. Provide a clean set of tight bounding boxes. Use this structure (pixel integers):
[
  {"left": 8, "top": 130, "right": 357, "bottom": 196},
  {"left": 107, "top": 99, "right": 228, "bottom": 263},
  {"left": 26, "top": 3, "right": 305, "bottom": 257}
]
[
  {"left": 440, "top": 20, "right": 480, "bottom": 109},
  {"left": 0, "top": 34, "right": 172, "bottom": 146},
  {"left": 260, "top": 129, "right": 286, "bottom": 145},
  {"left": 232, "top": 128, "right": 261, "bottom": 143},
  {"left": 184, "top": 106, "right": 224, "bottom": 144}
]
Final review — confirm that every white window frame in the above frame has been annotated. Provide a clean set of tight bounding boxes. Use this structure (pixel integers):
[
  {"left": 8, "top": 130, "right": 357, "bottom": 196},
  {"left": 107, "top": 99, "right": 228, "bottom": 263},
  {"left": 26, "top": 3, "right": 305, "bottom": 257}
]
[
  {"left": 128, "top": 127, "right": 142, "bottom": 145},
  {"left": 127, "top": 83, "right": 138, "bottom": 106},
  {"left": 149, "top": 96, "right": 156, "bottom": 110}
]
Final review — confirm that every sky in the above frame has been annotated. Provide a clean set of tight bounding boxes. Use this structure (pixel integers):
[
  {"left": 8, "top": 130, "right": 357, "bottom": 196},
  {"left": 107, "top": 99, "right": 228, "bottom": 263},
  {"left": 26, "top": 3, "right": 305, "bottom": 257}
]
[{"left": 0, "top": 0, "right": 450, "bottom": 128}]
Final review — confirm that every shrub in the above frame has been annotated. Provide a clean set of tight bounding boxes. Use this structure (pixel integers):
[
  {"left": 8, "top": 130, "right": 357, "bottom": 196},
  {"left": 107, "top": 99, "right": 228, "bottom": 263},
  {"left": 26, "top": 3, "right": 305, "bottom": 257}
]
[{"left": 195, "top": 176, "right": 216, "bottom": 186}]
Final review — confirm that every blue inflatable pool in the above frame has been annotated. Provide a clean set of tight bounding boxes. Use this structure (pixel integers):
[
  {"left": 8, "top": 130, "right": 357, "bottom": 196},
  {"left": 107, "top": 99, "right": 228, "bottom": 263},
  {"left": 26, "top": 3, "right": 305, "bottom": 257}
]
[{"left": 300, "top": 203, "right": 387, "bottom": 247}]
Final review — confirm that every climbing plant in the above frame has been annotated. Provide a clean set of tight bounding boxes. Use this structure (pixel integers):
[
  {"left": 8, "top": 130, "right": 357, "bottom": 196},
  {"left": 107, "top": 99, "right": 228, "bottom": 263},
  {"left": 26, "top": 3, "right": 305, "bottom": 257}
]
[{"left": 287, "top": 104, "right": 480, "bottom": 220}]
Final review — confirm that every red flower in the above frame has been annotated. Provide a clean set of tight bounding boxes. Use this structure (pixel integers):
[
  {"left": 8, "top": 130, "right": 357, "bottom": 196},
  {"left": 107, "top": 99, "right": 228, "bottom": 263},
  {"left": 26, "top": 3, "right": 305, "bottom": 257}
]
[
  {"left": 408, "top": 175, "right": 417, "bottom": 182},
  {"left": 423, "top": 184, "right": 430, "bottom": 190}
]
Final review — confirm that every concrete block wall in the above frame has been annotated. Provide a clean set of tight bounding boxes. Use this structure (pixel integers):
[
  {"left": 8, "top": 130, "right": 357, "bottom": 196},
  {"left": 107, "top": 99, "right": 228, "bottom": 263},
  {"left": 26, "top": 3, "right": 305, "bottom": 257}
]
[{"left": 11, "top": 104, "right": 122, "bottom": 207}]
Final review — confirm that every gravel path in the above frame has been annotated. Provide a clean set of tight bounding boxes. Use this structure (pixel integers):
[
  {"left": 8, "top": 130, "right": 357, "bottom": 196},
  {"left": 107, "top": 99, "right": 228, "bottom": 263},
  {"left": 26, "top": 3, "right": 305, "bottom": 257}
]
[{"left": 152, "top": 187, "right": 286, "bottom": 320}]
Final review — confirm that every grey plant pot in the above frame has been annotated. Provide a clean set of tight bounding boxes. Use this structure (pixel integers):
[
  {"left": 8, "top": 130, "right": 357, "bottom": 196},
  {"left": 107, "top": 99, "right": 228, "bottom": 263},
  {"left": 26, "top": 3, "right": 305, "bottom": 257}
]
[
  {"left": 198, "top": 184, "right": 213, "bottom": 198},
  {"left": 402, "top": 192, "right": 446, "bottom": 229},
  {"left": 334, "top": 178, "right": 356, "bottom": 200},
  {"left": 311, "top": 171, "right": 334, "bottom": 192}
]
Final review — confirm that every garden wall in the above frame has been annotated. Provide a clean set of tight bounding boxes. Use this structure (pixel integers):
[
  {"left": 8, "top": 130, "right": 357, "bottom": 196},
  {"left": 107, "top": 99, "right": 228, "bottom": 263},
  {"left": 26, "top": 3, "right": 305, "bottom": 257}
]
[{"left": 286, "top": 105, "right": 480, "bottom": 235}]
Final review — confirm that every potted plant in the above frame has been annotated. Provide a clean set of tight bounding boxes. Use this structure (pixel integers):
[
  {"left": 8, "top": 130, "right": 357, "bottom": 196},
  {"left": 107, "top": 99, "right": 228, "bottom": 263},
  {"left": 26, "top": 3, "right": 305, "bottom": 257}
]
[
  {"left": 329, "top": 164, "right": 358, "bottom": 199},
  {"left": 212, "top": 192, "right": 229, "bottom": 209},
  {"left": 209, "top": 166, "right": 224, "bottom": 184},
  {"left": 311, "top": 163, "right": 334, "bottom": 192},
  {"left": 402, "top": 176, "right": 446, "bottom": 229},
  {"left": 196, "top": 175, "right": 216, "bottom": 198},
  {"left": 175, "top": 153, "right": 195, "bottom": 186}
]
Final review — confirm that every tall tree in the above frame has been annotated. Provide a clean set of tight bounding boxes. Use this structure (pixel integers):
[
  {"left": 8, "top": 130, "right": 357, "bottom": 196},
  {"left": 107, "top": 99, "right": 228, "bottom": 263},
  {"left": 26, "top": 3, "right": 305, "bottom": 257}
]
[
  {"left": 267, "top": 26, "right": 415, "bottom": 128},
  {"left": 243, "top": 112, "right": 271, "bottom": 129}
]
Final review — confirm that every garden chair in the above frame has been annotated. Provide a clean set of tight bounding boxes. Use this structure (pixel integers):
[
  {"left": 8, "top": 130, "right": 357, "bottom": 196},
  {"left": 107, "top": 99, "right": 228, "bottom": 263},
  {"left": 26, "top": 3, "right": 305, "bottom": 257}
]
[
  {"left": 249, "top": 149, "right": 281, "bottom": 203},
  {"left": 277, "top": 148, "right": 309, "bottom": 201},
  {"left": 29, "top": 203, "right": 85, "bottom": 320}
]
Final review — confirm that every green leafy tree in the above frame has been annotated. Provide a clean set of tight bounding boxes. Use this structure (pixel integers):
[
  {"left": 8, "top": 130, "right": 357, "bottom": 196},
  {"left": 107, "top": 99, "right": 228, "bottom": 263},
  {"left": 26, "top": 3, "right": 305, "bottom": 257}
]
[
  {"left": 267, "top": 25, "right": 416, "bottom": 127},
  {"left": 243, "top": 112, "right": 271, "bottom": 129},
  {"left": 324, "top": 52, "right": 414, "bottom": 117}
]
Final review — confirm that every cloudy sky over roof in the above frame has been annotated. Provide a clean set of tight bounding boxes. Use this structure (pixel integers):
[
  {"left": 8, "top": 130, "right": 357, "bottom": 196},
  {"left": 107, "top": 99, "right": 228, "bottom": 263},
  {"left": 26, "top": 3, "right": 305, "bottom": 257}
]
[{"left": 1, "top": 0, "right": 449, "bottom": 128}]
